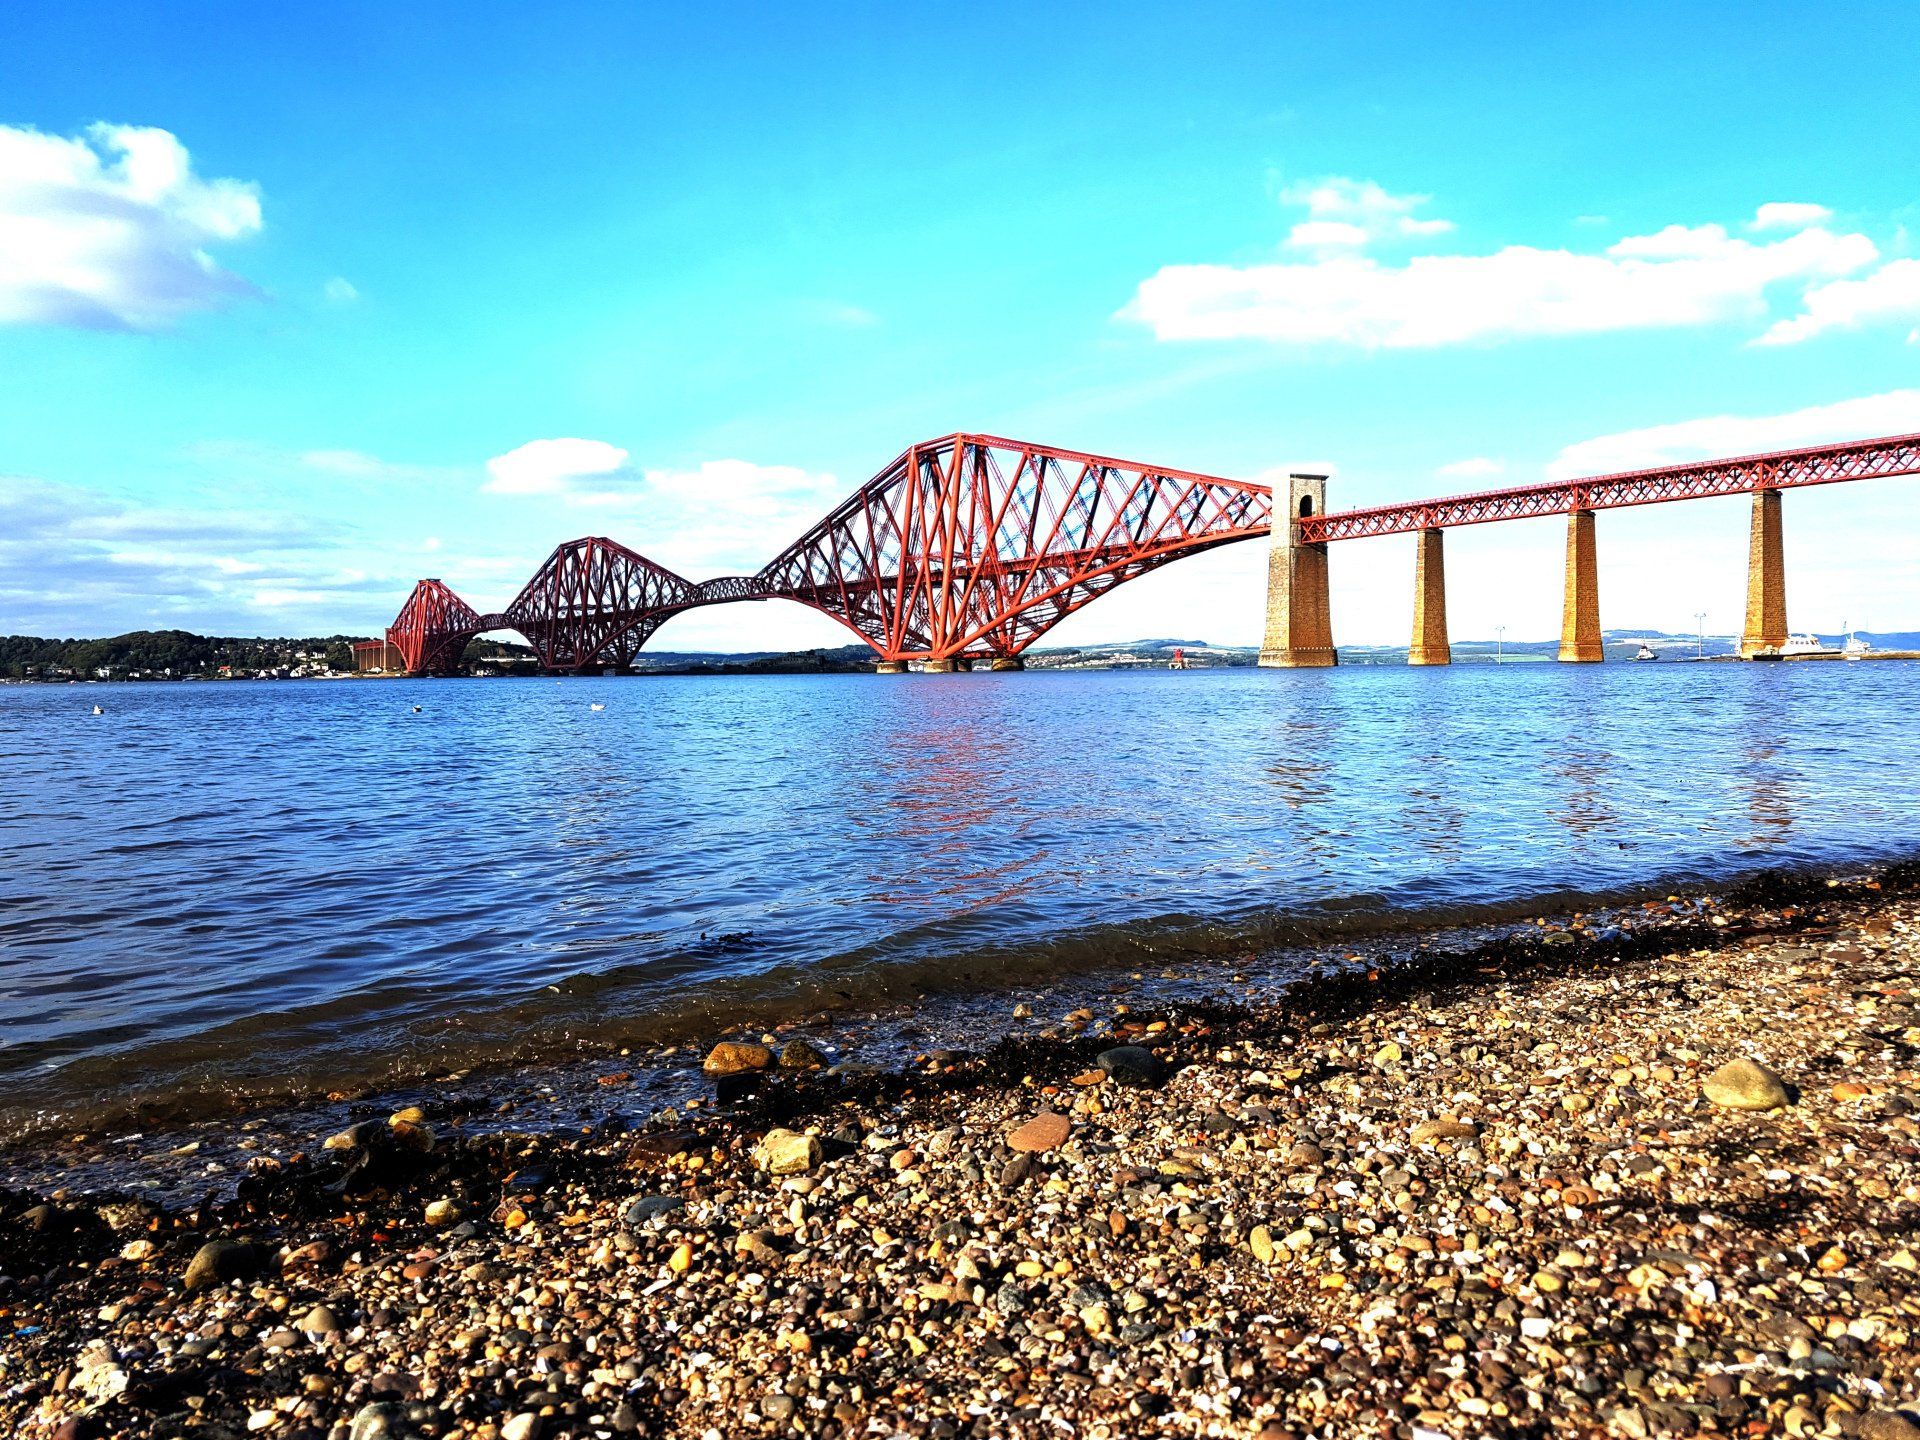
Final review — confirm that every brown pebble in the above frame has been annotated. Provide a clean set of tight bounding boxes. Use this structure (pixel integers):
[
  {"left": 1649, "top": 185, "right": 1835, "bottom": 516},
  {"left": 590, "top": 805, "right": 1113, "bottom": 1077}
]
[{"left": 1008, "top": 1112, "right": 1071, "bottom": 1153}]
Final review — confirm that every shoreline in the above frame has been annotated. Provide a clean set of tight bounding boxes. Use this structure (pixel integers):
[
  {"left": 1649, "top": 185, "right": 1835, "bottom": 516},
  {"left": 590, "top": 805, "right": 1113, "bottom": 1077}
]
[
  {"left": 3, "top": 860, "right": 1889, "bottom": 1187},
  {"left": 4, "top": 869, "right": 1919, "bottom": 1438}
]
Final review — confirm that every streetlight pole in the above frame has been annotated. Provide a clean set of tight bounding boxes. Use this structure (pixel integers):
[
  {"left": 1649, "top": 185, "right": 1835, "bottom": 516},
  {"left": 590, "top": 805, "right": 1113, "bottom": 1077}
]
[
  {"left": 1495, "top": 625, "right": 1505, "bottom": 663},
  {"left": 1694, "top": 611, "right": 1707, "bottom": 660}
]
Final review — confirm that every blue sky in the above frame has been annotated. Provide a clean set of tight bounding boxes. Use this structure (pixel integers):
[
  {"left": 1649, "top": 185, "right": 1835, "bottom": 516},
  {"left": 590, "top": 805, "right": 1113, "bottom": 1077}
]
[{"left": 2, "top": 2, "right": 1917, "bottom": 649}]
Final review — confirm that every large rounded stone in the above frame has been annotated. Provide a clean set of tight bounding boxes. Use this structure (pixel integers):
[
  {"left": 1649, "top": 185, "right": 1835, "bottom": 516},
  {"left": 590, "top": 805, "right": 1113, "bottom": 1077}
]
[
  {"left": 1008, "top": 1112, "right": 1071, "bottom": 1153},
  {"left": 754, "top": 1128, "right": 822, "bottom": 1175},
  {"left": 1096, "top": 1045, "right": 1162, "bottom": 1088},
  {"left": 1702, "top": 1058, "right": 1791, "bottom": 1111},
  {"left": 623, "top": 1195, "right": 686, "bottom": 1227},
  {"left": 703, "top": 1041, "right": 774, "bottom": 1076},
  {"left": 777, "top": 1038, "right": 828, "bottom": 1070},
  {"left": 183, "top": 1238, "right": 261, "bottom": 1292},
  {"left": 348, "top": 1402, "right": 412, "bottom": 1440},
  {"left": 1410, "top": 1119, "right": 1478, "bottom": 1144}
]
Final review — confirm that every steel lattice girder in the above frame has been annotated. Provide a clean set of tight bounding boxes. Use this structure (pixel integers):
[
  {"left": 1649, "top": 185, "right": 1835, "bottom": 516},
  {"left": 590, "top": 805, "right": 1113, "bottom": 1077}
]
[
  {"left": 754, "top": 433, "right": 1272, "bottom": 661},
  {"left": 387, "top": 579, "right": 487, "bottom": 675},
  {"left": 1299, "top": 432, "right": 1920, "bottom": 543},
  {"left": 379, "top": 429, "right": 1920, "bottom": 675},
  {"left": 501, "top": 537, "right": 702, "bottom": 670}
]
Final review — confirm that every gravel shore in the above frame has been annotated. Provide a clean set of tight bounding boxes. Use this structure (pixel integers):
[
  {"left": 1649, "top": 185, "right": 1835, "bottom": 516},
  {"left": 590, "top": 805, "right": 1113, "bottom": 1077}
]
[{"left": 5, "top": 871, "right": 1920, "bottom": 1440}]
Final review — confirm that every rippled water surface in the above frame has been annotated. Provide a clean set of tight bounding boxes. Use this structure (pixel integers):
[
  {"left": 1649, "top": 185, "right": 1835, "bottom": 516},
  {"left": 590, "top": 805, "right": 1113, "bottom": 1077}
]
[{"left": 4, "top": 662, "right": 1917, "bottom": 1135}]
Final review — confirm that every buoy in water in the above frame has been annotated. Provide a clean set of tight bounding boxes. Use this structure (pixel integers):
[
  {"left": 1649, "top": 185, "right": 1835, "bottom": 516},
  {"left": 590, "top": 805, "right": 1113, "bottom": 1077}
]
[
  {"left": 91, "top": 704, "right": 104, "bottom": 716},
  {"left": 412, "top": 705, "right": 423, "bottom": 714},
  {"left": 590, "top": 703, "right": 605, "bottom": 712}
]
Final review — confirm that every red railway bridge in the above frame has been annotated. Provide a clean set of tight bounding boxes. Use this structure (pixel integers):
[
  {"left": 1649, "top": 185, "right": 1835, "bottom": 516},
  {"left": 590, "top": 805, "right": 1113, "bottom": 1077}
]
[{"left": 373, "top": 430, "right": 1920, "bottom": 675}]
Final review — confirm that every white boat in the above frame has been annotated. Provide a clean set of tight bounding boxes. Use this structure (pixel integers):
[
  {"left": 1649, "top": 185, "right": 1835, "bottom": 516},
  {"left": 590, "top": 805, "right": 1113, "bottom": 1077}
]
[
  {"left": 1633, "top": 642, "right": 1657, "bottom": 661},
  {"left": 1844, "top": 630, "right": 1871, "bottom": 660},
  {"left": 1778, "top": 633, "right": 1837, "bottom": 657}
]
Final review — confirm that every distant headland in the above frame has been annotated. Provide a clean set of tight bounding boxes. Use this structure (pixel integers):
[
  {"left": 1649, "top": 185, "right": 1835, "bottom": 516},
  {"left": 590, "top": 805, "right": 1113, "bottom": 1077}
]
[{"left": 8, "top": 627, "right": 1920, "bottom": 683}]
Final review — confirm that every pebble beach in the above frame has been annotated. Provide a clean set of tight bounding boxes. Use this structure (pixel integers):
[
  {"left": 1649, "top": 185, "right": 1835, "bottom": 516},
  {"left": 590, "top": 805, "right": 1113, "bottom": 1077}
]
[{"left": 5, "top": 869, "right": 1920, "bottom": 1440}]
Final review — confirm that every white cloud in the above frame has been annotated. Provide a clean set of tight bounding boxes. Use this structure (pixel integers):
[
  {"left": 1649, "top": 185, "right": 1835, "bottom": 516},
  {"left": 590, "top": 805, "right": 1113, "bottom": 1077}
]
[
  {"left": 251, "top": 588, "right": 336, "bottom": 609},
  {"left": 1756, "top": 258, "right": 1920, "bottom": 346},
  {"left": 1280, "top": 177, "right": 1453, "bottom": 248},
  {"left": 323, "top": 277, "right": 359, "bottom": 305},
  {"left": 1607, "top": 223, "right": 1738, "bottom": 260},
  {"left": 483, "top": 438, "right": 632, "bottom": 496},
  {"left": 602, "top": 460, "right": 840, "bottom": 575},
  {"left": 1437, "top": 457, "right": 1505, "bottom": 479},
  {"left": 0, "top": 122, "right": 263, "bottom": 329},
  {"left": 478, "top": 439, "right": 843, "bottom": 577},
  {"left": 1286, "top": 219, "right": 1371, "bottom": 249},
  {"left": 1548, "top": 389, "right": 1920, "bottom": 478},
  {"left": 1751, "top": 201, "right": 1833, "bottom": 232},
  {"left": 0, "top": 471, "right": 408, "bottom": 636},
  {"left": 1124, "top": 209, "right": 1876, "bottom": 348}
]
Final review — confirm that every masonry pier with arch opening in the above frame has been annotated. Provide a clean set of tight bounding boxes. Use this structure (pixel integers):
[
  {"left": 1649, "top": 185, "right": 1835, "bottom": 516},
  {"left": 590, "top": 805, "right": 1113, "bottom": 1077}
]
[
  {"left": 1254, "top": 431, "right": 1920, "bottom": 668},
  {"left": 1255, "top": 474, "right": 1335, "bottom": 668}
]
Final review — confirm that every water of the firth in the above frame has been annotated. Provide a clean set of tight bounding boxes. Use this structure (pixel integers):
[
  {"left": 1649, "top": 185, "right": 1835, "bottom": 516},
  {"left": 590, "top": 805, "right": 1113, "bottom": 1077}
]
[{"left": 3, "top": 662, "right": 1916, "bottom": 1137}]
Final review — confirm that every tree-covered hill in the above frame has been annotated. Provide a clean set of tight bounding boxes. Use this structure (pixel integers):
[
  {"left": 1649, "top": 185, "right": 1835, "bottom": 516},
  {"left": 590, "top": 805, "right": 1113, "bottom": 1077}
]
[{"left": 0, "top": 630, "right": 371, "bottom": 679}]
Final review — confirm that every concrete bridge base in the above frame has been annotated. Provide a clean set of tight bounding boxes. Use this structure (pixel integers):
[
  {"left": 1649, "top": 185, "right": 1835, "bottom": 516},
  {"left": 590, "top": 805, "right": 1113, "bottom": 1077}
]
[
  {"left": 1738, "top": 489, "right": 1788, "bottom": 659},
  {"left": 1257, "top": 474, "right": 1338, "bottom": 668},
  {"left": 989, "top": 657, "right": 1025, "bottom": 671},
  {"left": 874, "top": 661, "right": 908, "bottom": 674},
  {"left": 921, "top": 659, "right": 960, "bottom": 673},
  {"left": 1558, "top": 510, "right": 1604, "bottom": 662},
  {"left": 1407, "top": 527, "right": 1451, "bottom": 665}
]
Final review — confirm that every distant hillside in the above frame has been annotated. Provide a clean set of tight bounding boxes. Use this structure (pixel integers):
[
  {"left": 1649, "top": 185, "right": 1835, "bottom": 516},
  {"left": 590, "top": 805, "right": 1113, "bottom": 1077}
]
[{"left": 0, "top": 629, "right": 369, "bottom": 680}]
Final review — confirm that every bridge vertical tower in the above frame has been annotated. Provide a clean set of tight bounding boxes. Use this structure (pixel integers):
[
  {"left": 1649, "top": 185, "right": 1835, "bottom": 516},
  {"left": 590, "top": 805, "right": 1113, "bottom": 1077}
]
[
  {"left": 1558, "top": 510, "right": 1604, "bottom": 662},
  {"left": 1408, "top": 527, "right": 1451, "bottom": 666},
  {"left": 1257, "top": 474, "right": 1336, "bottom": 668},
  {"left": 1738, "top": 488, "right": 1788, "bottom": 659}
]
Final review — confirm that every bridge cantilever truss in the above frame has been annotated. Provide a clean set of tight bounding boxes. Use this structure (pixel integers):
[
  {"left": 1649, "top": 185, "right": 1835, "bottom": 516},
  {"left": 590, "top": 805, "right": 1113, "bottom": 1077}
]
[
  {"left": 381, "top": 428, "right": 1920, "bottom": 676},
  {"left": 757, "top": 434, "right": 1270, "bottom": 662},
  {"left": 383, "top": 433, "right": 1273, "bottom": 674}
]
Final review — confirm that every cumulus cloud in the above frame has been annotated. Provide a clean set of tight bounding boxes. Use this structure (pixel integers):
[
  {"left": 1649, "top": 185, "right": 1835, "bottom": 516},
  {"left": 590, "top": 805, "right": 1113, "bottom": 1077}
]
[
  {"left": 323, "top": 277, "right": 359, "bottom": 305},
  {"left": 1751, "top": 202, "right": 1833, "bottom": 232},
  {"left": 1757, "top": 258, "right": 1920, "bottom": 346},
  {"left": 1547, "top": 390, "right": 1920, "bottom": 478},
  {"left": 0, "top": 122, "right": 263, "bottom": 329},
  {"left": 483, "top": 438, "right": 632, "bottom": 496},
  {"left": 1280, "top": 177, "right": 1453, "bottom": 249},
  {"left": 1124, "top": 208, "right": 1877, "bottom": 347},
  {"left": 480, "top": 439, "right": 842, "bottom": 576}
]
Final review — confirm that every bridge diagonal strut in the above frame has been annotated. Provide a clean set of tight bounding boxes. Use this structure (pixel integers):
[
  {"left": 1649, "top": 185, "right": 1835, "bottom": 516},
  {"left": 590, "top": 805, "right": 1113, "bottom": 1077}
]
[
  {"left": 387, "top": 579, "right": 489, "bottom": 676},
  {"left": 754, "top": 433, "right": 1273, "bottom": 664},
  {"left": 501, "top": 537, "right": 703, "bottom": 671}
]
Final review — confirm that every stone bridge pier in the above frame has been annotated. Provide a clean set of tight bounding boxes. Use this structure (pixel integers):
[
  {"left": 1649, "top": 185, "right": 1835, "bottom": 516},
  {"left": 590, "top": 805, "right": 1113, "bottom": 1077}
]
[
  {"left": 1738, "top": 489, "right": 1788, "bottom": 658},
  {"left": 1407, "top": 528, "right": 1451, "bottom": 666},
  {"left": 1256, "top": 474, "right": 1336, "bottom": 667}
]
